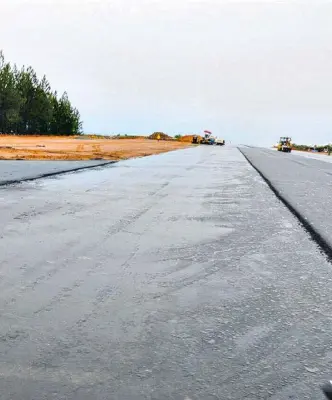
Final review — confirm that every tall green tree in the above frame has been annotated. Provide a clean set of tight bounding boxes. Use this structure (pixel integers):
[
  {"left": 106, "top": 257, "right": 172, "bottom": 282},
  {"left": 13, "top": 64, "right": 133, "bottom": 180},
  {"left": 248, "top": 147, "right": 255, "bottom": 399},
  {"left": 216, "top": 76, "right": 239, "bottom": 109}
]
[
  {"left": 16, "top": 66, "right": 38, "bottom": 133},
  {"left": 28, "top": 75, "right": 53, "bottom": 134},
  {"left": 0, "top": 52, "right": 22, "bottom": 133}
]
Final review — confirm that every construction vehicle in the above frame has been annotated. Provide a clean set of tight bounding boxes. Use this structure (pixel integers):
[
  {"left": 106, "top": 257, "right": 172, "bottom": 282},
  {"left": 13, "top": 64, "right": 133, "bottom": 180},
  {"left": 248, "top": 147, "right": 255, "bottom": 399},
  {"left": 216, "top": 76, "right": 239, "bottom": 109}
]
[
  {"left": 191, "top": 131, "right": 224, "bottom": 146},
  {"left": 215, "top": 138, "right": 225, "bottom": 146},
  {"left": 200, "top": 130, "right": 216, "bottom": 145},
  {"left": 192, "top": 135, "right": 199, "bottom": 144},
  {"left": 277, "top": 137, "right": 292, "bottom": 153}
]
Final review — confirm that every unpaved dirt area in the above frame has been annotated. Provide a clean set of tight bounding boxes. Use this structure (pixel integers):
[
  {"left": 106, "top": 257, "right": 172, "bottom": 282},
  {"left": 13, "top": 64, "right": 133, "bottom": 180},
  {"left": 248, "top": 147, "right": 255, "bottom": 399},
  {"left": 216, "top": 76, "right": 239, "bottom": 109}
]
[{"left": 0, "top": 136, "right": 190, "bottom": 160}]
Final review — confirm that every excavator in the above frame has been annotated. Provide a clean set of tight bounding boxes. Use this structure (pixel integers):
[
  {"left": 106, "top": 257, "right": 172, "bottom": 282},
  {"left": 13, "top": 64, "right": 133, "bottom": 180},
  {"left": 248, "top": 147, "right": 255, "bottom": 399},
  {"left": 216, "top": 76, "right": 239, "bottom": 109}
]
[{"left": 277, "top": 137, "right": 292, "bottom": 153}]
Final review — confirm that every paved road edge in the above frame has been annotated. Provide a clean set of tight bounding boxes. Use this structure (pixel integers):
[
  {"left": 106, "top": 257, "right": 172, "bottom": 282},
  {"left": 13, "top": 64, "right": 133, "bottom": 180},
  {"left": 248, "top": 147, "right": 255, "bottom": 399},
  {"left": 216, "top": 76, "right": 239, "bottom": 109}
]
[{"left": 0, "top": 161, "right": 117, "bottom": 187}]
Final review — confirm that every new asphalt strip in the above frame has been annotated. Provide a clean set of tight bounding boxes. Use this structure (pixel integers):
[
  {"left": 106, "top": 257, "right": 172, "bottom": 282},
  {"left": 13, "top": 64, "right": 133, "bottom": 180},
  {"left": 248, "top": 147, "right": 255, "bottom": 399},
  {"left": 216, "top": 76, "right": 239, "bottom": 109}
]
[{"left": 239, "top": 146, "right": 332, "bottom": 258}]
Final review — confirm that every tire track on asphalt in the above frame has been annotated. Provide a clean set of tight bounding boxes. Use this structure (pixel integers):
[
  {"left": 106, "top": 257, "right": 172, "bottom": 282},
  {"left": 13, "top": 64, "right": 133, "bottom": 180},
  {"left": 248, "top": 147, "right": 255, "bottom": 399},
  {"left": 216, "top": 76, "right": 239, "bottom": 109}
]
[
  {"left": 0, "top": 173, "right": 175, "bottom": 309},
  {"left": 0, "top": 174, "right": 179, "bottom": 359},
  {"left": 239, "top": 147, "right": 332, "bottom": 261}
]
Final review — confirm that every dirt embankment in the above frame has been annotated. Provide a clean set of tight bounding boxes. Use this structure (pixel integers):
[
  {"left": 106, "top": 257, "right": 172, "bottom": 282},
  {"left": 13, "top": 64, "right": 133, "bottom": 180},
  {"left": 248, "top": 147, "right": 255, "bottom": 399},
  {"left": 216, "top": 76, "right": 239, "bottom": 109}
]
[{"left": 0, "top": 136, "right": 191, "bottom": 161}]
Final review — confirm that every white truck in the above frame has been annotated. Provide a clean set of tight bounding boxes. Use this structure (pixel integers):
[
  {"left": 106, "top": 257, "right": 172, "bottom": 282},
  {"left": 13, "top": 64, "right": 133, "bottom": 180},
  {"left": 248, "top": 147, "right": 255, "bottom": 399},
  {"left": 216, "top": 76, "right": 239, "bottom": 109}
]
[{"left": 215, "top": 138, "right": 225, "bottom": 146}]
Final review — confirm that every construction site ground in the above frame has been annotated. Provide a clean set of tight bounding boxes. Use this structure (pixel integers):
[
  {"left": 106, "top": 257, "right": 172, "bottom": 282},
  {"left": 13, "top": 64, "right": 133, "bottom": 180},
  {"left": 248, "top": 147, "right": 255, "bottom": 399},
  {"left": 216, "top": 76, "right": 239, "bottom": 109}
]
[{"left": 0, "top": 136, "right": 190, "bottom": 161}]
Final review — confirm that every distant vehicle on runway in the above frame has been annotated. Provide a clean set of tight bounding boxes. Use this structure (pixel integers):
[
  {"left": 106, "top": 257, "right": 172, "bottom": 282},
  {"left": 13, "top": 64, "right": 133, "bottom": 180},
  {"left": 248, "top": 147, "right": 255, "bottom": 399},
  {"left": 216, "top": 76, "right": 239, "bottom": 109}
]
[
  {"left": 191, "top": 131, "right": 225, "bottom": 146},
  {"left": 215, "top": 138, "right": 225, "bottom": 146},
  {"left": 277, "top": 137, "right": 292, "bottom": 153},
  {"left": 200, "top": 130, "right": 216, "bottom": 145},
  {"left": 192, "top": 135, "right": 199, "bottom": 144}
]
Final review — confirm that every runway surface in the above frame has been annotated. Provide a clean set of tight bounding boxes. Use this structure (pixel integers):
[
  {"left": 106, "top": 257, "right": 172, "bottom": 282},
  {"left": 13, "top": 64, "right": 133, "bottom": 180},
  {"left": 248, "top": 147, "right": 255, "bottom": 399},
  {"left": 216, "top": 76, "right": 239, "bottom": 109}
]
[{"left": 1, "top": 146, "right": 331, "bottom": 399}]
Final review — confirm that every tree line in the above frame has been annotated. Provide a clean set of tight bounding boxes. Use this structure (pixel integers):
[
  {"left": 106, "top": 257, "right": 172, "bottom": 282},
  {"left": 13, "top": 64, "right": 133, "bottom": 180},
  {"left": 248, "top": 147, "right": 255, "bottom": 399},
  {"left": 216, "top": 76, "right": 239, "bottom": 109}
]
[{"left": 0, "top": 51, "right": 82, "bottom": 135}]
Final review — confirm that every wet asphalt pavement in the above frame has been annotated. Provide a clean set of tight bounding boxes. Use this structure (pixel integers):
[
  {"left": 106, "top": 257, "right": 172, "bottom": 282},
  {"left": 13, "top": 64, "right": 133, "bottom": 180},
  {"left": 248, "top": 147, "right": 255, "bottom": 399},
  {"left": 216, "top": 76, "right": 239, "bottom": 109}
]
[
  {"left": 1, "top": 146, "right": 332, "bottom": 399},
  {"left": 0, "top": 160, "right": 113, "bottom": 186}
]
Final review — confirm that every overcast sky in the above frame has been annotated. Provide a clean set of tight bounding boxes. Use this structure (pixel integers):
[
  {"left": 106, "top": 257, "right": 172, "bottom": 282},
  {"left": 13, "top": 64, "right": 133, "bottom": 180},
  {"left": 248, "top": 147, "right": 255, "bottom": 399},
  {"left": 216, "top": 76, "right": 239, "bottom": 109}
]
[{"left": 1, "top": 0, "right": 332, "bottom": 145}]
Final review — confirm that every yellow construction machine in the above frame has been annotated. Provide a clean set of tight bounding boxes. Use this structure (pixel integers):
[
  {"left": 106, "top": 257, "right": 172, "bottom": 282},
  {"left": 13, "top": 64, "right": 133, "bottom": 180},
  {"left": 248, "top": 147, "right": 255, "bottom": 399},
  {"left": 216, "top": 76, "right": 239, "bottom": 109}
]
[{"left": 277, "top": 137, "right": 292, "bottom": 153}]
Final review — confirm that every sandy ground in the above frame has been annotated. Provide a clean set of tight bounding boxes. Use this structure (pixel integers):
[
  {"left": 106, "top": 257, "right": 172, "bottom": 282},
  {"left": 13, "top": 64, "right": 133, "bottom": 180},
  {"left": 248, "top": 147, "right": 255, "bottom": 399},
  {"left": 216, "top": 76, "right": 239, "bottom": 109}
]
[{"left": 0, "top": 136, "right": 190, "bottom": 160}]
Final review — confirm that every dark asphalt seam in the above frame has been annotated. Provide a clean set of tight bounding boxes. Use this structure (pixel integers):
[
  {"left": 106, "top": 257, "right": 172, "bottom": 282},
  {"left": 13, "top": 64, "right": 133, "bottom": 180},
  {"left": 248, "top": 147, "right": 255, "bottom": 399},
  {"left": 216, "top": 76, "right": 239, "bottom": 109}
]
[
  {"left": 238, "top": 147, "right": 332, "bottom": 261},
  {"left": 0, "top": 161, "right": 117, "bottom": 188}
]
